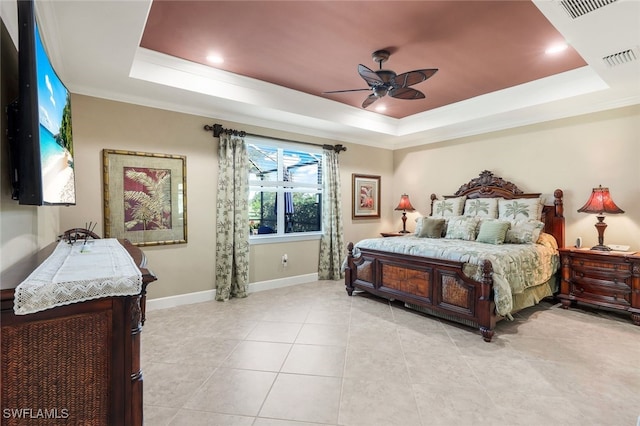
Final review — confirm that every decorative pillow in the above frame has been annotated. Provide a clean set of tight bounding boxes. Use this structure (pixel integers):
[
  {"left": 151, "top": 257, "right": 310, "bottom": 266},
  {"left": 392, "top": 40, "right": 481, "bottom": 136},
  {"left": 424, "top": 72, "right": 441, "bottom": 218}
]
[
  {"left": 505, "top": 220, "right": 544, "bottom": 244},
  {"left": 498, "top": 198, "right": 543, "bottom": 222},
  {"left": 464, "top": 198, "right": 498, "bottom": 218},
  {"left": 537, "top": 232, "right": 559, "bottom": 249},
  {"left": 432, "top": 196, "right": 466, "bottom": 217},
  {"left": 414, "top": 216, "right": 423, "bottom": 235},
  {"left": 445, "top": 215, "right": 480, "bottom": 241},
  {"left": 415, "top": 217, "right": 446, "bottom": 238},
  {"left": 476, "top": 220, "right": 511, "bottom": 244}
]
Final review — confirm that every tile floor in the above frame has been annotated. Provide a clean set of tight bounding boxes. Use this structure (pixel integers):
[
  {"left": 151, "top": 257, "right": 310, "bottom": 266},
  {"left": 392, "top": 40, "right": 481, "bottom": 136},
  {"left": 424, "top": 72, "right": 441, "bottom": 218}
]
[{"left": 142, "top": 280, "right": 640, "bottom": 426}]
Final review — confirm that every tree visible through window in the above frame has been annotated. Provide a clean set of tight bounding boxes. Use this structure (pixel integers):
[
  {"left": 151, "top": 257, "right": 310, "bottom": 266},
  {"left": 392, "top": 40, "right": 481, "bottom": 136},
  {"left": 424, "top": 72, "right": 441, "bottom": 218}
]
[{"left": 247, "top": 137, "right": 323, "bottom": 237}]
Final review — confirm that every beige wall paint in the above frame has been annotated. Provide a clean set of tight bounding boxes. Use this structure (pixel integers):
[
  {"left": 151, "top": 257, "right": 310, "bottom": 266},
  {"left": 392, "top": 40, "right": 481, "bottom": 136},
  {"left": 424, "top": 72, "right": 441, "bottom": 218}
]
[
  {"left": 339, "top": 142, "right": 395, "bottom": 243},
  {"left": 56, "top": 95, "right": 393, "bottom": 300},
  {"left": 393, "top": 105, "right": 640, "bottom": 251},
  {"left": 3, "top": 90, "right": 636, "bottom": 301},
  {"left": 61, "top": 95, "right": 219, "bottom": 299},
  {"left": 0, "top": 20, "right": 59, "bottom": 270}
]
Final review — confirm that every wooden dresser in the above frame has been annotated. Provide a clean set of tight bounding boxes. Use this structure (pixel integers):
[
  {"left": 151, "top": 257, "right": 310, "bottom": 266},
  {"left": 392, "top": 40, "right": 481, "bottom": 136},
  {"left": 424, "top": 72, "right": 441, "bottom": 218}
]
[
  {"left": 558, "top": 247, "right": 640, "bottom": 325},
  {"left": 1, "top": 240, "right": 156, "bottom": 425}
]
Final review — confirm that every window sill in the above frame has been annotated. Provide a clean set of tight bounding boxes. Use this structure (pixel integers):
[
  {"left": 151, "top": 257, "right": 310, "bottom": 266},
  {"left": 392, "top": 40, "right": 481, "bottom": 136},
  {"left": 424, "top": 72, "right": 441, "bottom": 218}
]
[{"left": 249, "top": 232, "right": 322, "bottom": 245}]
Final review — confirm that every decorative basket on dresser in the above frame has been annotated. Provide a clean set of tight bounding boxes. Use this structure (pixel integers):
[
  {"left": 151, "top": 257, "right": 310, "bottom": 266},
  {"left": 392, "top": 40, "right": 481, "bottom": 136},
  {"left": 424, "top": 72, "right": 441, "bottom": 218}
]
[{"left": 558, "top": 248, "right": 640, "bottom": 325}]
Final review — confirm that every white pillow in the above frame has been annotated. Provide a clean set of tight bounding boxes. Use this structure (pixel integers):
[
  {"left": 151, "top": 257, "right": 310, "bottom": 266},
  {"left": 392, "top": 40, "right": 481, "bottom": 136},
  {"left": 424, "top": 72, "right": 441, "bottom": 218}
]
[
  {"left": 464, "top": 198, "right": 498, "bottom": 218},
  {"left": 432, "top": 196, "right": 466, "bottom": 217},
  {"left": 445, "top": 215, "right": 480, "bottom": 241},
  {"left": 498, "top": 198, "right": 543, "bottom": 222},
  {"left": 505, "top": 220, "right": 544, "bottom": 244}
]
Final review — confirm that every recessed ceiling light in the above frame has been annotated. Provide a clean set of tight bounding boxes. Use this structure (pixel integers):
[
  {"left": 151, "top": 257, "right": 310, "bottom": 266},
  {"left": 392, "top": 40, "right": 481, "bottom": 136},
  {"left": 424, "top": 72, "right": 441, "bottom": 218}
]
[
  {"left": 206, "top": 54, "right": 224, "bottom": 64},
  {"left": 545, "top": 43, "right": 569, "bottom": 55}
]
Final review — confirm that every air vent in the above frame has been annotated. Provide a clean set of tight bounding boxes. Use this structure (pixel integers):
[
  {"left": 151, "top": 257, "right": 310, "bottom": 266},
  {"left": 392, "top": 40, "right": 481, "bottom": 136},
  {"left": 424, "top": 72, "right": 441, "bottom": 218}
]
[
  {"left": 558, "top": 0, "right": 617, "bottom": 19},
  {"left": 602, "top": 48, "right": 638, "bottom": 67}
]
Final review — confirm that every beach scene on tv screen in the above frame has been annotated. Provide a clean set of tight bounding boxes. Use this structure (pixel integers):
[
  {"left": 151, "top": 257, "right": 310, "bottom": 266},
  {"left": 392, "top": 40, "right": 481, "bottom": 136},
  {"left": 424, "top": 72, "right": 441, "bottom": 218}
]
[{"left": 36, "top": 24, "right": 75, "bottom": 204}]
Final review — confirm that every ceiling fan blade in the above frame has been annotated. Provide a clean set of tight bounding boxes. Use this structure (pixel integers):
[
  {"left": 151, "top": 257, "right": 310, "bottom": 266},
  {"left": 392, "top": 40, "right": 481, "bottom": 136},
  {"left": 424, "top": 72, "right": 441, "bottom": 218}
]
[
  {"left": 362, "top": 94, "right": 378, "bottom": 108},
  {"left": 393, "top": 69, "right": 438, "bottom": 88},
  {"left": 358, "top": 64, "right": 383, "bottom": 87},
  {"left": 323, "top": 88, "right": 372, "bottom": 94},
  {"left": 388, "top": 87, "right": 425, "bottom": 100}
]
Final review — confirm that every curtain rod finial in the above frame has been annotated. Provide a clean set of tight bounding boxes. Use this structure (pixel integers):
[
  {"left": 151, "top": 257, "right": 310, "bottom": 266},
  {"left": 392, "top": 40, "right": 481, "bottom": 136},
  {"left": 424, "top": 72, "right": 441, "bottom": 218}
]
[
  {"left": 323, "top": 144, "right": 347, "bottom": 153},
  {"left": 203, "top": 123, "right": 224, "bottom": 138}
]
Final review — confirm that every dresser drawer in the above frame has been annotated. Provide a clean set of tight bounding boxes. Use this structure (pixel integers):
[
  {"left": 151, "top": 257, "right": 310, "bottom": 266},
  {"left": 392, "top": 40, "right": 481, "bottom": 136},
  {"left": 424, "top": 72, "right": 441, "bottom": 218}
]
[
  {"left": 559, "top": 248, "right": 640, "bottom": 324},
  {"left": 568, "top": 257, "right": 633, "bottom": 276},
  {"left": 569, "top": 275, "right": 631, "bottom": 306}
]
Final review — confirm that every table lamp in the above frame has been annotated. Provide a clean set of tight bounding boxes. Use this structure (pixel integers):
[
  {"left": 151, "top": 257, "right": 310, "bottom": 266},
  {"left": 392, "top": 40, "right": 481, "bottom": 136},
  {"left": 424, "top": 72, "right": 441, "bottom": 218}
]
[
  {"left": 577, "top": 185, "right": 624, "bottom": 251},
  {"left": 394, "top": 194, "right": 415, "bottom": 233}
]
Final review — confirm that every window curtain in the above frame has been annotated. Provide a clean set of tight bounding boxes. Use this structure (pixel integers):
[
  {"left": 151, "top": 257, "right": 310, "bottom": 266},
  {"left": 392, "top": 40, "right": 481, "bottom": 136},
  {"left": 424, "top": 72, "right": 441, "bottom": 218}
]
[
  {"left": 318, "top": 148, "right": 345, "bottom": 280},
  {"left": 215, "top": 132, "right": 249, "bottom": 301}
]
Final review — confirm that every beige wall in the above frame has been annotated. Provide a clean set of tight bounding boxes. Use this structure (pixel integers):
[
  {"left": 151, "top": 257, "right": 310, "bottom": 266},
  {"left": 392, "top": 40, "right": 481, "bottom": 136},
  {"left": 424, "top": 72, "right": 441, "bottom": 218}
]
[
  {"left": 393, "top": 105, "right": 640, "bottom": 251},
  {"left": 3, "top": 79, "right": 637, "bottom": 301},
  {"left": 56, "top": 95, "right": 393, "bottom": 300},
  {"left": 0, "top": 19, "right": 59, "bottom": 271}
]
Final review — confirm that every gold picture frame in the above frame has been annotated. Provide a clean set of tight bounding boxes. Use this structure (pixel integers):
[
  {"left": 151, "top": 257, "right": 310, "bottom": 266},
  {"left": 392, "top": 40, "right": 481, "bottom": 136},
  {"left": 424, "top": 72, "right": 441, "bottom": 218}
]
[
  {"left": 352, "top": 174, "right": 381, "bottom": 219},
  {"left": 103, "top": 149, "right": 187, "bottom": 246}
]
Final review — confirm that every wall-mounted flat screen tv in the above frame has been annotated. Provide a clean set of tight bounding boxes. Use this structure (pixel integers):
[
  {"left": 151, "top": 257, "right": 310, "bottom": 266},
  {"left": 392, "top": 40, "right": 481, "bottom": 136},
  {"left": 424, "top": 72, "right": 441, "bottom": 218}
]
[{"left": 9, "top": 0, "right": 76, "bottom": 205}]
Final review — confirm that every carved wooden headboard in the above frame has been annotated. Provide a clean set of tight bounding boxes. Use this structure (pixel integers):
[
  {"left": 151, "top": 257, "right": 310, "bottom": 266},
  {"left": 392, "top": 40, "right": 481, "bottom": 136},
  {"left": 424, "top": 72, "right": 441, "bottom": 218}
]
[{"left": 429, "top": 170, "right": 565, "bottom": 247}]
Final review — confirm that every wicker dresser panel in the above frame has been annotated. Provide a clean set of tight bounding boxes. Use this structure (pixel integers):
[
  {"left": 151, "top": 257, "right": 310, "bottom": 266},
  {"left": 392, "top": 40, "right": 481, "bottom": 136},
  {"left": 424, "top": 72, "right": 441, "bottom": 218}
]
[
  {"left": 1, "top": 310, "right": 112, "bottom": 425},
  {"left": 1, "top": 239, "right": 157, "bottom": 425}
]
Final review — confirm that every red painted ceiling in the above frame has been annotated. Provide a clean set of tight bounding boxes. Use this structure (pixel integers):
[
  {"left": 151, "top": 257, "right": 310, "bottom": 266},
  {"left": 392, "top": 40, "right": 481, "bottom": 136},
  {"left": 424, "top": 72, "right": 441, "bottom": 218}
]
[{"left": 140, "top": 1, "right": 587, "bottom": 119}]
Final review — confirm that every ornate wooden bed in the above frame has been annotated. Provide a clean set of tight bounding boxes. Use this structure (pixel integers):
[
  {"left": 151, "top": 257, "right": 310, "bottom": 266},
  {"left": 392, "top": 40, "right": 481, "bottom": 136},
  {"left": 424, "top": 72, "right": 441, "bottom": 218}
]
[{"left": 345, "top": 171, "right": 565, "bottom": 342}]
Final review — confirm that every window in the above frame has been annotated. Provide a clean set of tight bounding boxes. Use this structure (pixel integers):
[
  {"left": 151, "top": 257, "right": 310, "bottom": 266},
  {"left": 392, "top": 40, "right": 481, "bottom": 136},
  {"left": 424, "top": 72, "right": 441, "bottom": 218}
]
[{"left": 247, "top": 136, "right": 323, "bottom": 241}]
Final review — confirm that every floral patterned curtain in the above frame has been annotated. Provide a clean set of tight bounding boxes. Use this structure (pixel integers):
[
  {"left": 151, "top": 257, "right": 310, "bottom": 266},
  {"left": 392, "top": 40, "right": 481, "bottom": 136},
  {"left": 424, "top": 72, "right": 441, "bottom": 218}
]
[
  {"left": 215, "top": 132, "right": 249, "bottom": 301},
  {"left": 318, "top": 148, "right": 345, "bottom": 280}
]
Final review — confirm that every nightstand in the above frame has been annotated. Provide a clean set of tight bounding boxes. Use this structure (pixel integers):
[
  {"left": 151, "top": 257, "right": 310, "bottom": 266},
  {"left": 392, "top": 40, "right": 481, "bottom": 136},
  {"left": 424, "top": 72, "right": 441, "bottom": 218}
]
[
  {"left": 380, "top": 232, "right": 409, "bottom": 237},
  {"left": 558, "top": 248, "right": 640, "bottom": 325}
]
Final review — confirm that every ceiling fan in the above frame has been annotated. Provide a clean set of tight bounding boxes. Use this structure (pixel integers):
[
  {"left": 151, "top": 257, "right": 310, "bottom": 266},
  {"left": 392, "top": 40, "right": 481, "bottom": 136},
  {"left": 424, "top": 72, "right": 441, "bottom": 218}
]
[{"left": 324, "top": 49, "right": 438, "bottom": 109}]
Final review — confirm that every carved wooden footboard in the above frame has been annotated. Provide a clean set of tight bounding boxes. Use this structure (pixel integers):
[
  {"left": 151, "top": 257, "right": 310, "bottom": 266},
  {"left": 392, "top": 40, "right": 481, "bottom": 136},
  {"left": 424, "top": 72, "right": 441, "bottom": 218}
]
[{"left": 345, "top": 244, "right": 498, "bottom": 341}]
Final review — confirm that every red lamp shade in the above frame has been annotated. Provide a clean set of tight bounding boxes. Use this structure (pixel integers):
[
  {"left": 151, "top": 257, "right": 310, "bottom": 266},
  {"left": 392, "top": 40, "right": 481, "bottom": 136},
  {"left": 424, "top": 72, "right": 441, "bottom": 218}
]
[
  {"left": 394, "top": 194, "right": 415, "bottom": 212},
  {"left": 577, "top": 185, "right": 624, "bottom": 251},
  {"left": 577, "top": 185, "right": 624, "bottom": 215},
  {"left": 394, "top": 194, "right": 415, "bottom": 233}
]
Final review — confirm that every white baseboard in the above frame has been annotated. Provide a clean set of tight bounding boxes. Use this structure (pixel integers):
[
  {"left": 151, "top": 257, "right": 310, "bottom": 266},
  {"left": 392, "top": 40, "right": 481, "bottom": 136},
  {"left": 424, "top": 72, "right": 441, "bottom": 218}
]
[
  {"left": 146, "top": 273, "right": 318, "bottom": 312},
  {"left": 249, "top": 273, "right": 318, "bottom": 293},
  {"left": 146, "top": 289, "right": 216, "bottom": 311}
]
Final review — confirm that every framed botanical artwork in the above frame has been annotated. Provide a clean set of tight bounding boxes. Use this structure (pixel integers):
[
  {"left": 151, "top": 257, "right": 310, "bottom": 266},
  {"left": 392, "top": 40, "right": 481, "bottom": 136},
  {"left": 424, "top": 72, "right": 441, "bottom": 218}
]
[
  {"left": 352, "top": 174, "right": 381, "bottom": 219},
  {"left": 103, "top": 149, "right": 187, "bottom": 246}
]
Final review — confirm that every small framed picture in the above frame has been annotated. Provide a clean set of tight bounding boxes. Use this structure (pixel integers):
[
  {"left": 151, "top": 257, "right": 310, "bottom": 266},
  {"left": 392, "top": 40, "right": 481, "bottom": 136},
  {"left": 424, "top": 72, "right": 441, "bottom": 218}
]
[
  {"left": 103, "top": 149, "right": 187, "bottom": 246},
  {"left": 352, "top": 174, "right": 381, "bottom": 219}
]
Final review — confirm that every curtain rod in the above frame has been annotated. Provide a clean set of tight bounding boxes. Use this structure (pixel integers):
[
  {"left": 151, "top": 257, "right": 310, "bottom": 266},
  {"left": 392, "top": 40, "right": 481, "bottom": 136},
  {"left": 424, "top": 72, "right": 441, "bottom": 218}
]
[{"left": 203, "top": 123, "right": 347, "bottom": 153}]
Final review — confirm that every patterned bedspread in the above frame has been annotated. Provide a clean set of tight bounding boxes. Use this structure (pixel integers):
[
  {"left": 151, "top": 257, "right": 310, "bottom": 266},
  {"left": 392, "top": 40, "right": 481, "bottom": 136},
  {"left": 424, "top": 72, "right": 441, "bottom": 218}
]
[{"left": 351, "top": 235, "right": 559, "bottom": 316}]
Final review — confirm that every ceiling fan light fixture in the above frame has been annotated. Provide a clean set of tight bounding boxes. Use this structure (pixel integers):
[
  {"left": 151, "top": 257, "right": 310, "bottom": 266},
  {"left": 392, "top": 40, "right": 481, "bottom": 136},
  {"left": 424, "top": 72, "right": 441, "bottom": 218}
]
[
  {"left": 324, "top": 49, "right": 438, "bottom": 110},
  {"left": 376, "top": 69, "right": 397, "bottom": 83},
  {"left": 373, "top": 86, "right": 389, "bottom": 97}
]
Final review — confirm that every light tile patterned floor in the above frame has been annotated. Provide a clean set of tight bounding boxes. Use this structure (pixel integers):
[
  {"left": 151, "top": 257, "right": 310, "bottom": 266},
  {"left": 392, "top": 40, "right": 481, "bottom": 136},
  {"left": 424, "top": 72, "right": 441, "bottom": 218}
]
[{"left": 142, "top": 280, "right": 640, "bottom": 426}]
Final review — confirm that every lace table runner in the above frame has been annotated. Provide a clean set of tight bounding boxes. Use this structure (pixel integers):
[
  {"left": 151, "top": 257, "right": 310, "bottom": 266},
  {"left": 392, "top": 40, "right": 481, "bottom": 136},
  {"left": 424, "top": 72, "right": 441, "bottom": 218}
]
[{"left": 14, "top": 239, "right": 142, "bottom": 315}]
